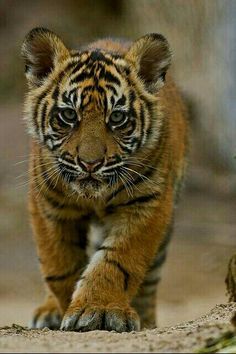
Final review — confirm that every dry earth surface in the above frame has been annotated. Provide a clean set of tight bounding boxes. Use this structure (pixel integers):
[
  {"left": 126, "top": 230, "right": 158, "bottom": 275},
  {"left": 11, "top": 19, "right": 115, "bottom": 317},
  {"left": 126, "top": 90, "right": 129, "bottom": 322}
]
[{"left": 0, "top": 303, "right": 236, "bottom": 353}]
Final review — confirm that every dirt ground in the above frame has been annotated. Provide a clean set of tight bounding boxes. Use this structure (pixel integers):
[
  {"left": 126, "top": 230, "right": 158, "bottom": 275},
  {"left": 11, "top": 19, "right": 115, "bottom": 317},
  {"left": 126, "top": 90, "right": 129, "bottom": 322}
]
[
  {"left": 0, "top": 106, "right": 236, "bottom": 352},
  {"left": 0, "top": 303, "right": 235, "bottom": 353}
]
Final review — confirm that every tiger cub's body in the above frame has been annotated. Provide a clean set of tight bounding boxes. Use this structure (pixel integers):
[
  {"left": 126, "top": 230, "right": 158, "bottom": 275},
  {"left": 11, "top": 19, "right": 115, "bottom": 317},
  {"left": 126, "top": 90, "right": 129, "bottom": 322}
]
[{"left": 22, "top": 28, "right": 188, "bottom": 331}]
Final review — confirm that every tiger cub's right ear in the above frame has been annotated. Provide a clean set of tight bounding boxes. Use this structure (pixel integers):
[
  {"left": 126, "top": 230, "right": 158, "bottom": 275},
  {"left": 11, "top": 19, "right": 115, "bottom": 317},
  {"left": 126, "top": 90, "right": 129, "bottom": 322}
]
[
  {"left": 21, "top": 27, "right": 70, "bottom": 87},
  {"left": 125, "top": 33, "right": 172, "bottom": 94}
]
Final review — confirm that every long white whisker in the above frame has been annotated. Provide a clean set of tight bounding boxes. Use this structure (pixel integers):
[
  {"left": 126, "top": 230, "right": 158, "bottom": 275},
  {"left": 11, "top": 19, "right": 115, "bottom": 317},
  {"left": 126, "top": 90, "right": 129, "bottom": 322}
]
[
  {"left": 120, "top": 167, "right": 142, "bottom": 195},
  {"left": 122, "top": 166, "right": 160, "bottom": 191},
  {"left": 118, "top": 170, "right": 133, "bottom": 198}
]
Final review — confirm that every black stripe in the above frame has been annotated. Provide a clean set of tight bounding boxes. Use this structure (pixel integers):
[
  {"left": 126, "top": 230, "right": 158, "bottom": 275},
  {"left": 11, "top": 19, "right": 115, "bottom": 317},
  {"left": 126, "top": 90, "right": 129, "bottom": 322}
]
[
  {"left": 80, "top": 93, "right": 93, "bottom": 109},
  {"left": 40, "top": 207, "right": 67, "bottom": 222},
  {"left": 69, "top": 88, "right": 78, "bottom": 106},
  {"left": 124, "top": 192, "right": 160, "bottom": 206},
  {"left": 106, "top": 192, "right": 160, "bottom": 213},
  {"left": 129, "top": 90, "right": 136, "bottom": 106},
  {"left": 117, "top": 141, "right": 133, "bottom": 154},
  {"left": 149, "top": 251, "right": 167, "bottom": 271},
  {"left": 143, "top": 277, "right": 160, "bottom": 287},
  {"left": 158, "top": 222, "right": 173, "bottom": 254},
  {"left": 106, "top": 259, "right": 129, "bottom": 291},
  {"left": 69, "top": 56, "right": 91, "bottom": 76},
  {"left": 110, "top": 96, "right": 115, "bottom": 106},
  {"left": 60, "top": 151, "right": 76, "bottom": 163},
  {"left": 106, "top": 164, "right": 156, "bottom": 203},
  {"left": 33, "top": 90, "right": 49, "bottom": 135},
  {"left": 103, "top": 91, "right": 108, "bottom": 114},
  {"left": 62, "top": 60, "right": 82, "bottom": 76},
  {"left": 45, "top": 264, "right": 81, "bottom": 282},
  {"left": 140, "top": 287, "right": 157, "bottom": 297},
  {"left": 52, "top": 85, "right": 59, "bottom": 101},
  {"left": 50, "top": 68, "right": 68, "bottom": 102},
  {"left": 43, "top": 193, "right": 81, "bottom": 211},
  {"left": 62, "top": 91, "right": 72, "bottom": 105},
  {"left": 106, "top": 84, "right": 118, "bottom": 96},
  {"left": 81, "top": 85, "right": 94, "bottom": 95},
  {"left": 116, "top": 95, "right": 126, "bottom": 107},
  {"left": 70, "top": 71, "right": 92, "bottom": 85},
  {"left": 100, "top": 70, "right": 121, "bottom": 86}
]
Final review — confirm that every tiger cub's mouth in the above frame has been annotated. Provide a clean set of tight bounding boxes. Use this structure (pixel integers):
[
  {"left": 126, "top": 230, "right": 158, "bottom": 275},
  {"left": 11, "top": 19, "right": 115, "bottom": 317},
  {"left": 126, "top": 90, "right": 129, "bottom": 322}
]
[
  {"left": 70, "top": 175, "right": 107, "bottom": 198},
  {"left": 56, "top": 157, "right": 122, "bottom": 198},
  {"left": 79, "top": 176, "right": 102, "bottom": 188}
]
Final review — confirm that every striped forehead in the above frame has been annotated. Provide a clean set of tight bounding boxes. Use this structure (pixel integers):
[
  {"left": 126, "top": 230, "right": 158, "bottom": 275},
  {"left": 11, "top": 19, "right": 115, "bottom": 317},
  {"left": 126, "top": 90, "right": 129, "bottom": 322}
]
[{"left": 58, "top": 51, "right": 128, "bottom": 112}]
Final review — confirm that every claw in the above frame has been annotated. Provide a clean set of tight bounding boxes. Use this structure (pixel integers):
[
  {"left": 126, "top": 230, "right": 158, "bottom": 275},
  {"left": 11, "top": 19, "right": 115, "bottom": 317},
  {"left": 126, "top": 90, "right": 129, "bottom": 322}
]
[{"left": 61, "top": 305, "right": 140, "bottom": 332}]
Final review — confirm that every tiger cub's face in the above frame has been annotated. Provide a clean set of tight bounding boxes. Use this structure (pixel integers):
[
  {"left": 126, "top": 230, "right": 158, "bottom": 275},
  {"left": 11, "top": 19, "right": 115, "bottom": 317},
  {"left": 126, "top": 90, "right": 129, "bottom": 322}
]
[{"left": 22, "top": 28, "right": 171, "bottom": 197}]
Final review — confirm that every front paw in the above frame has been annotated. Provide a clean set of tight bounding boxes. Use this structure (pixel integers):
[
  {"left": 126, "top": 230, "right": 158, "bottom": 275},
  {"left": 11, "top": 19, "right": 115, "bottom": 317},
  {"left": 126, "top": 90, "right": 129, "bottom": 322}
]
[
  {"left": 30, "top": 304, "right": 62, "bottom": 330},
  {"left": 61, "top": 303, "right": 140, "bottom": 333}
]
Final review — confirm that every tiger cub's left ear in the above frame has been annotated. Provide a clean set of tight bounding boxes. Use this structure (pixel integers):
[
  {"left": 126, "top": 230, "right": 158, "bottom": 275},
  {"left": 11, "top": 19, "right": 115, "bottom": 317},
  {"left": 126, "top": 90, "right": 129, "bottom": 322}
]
[
  {"left": 125, "top": 33, "right": 172, "bottom": 93},
  {"left": 21, "top": 27, "right": 70, "bottom": 87}
]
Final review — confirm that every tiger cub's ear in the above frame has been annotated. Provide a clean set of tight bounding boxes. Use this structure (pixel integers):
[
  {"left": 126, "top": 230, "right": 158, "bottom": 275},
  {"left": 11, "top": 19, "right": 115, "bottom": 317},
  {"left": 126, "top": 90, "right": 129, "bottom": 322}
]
[
  {"left": 21, "top": 27, "right": 70, "bottom": 87},
  {"left": 125, "top": 33, "right": 172, "bottom": 93}
]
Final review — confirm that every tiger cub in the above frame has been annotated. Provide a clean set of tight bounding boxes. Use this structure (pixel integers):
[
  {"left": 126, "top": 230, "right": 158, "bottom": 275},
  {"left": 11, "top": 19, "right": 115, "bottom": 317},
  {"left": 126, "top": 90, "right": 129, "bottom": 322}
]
[{"left": 21, "top": 28, "right": 188, "bottom": 332}]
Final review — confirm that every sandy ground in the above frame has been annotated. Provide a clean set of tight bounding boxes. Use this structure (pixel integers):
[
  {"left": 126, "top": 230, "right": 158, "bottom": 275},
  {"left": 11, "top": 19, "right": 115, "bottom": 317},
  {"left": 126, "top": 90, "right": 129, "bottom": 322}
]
[{"left": 0, "top": 303, "right": 236, "bottom": 353}]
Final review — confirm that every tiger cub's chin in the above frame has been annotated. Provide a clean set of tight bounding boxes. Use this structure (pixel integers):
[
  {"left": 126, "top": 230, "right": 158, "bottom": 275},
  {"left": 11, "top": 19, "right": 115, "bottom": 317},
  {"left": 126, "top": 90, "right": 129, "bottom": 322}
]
[{"left": 70, "top": 179, "right": 108, "bottom": 199}]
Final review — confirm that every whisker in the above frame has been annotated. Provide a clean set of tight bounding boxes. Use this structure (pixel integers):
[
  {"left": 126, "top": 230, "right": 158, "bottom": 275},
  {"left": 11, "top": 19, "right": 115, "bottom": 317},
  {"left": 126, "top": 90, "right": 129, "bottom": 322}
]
[
  {"left": 120, "top": 167, "right": 142, "bottom": 195},
  {"left": 117, "top": 170, "right": 133, "bottom": 198},
  {"left": 122, "top": 166, "right": 161, "bottom": 191}
]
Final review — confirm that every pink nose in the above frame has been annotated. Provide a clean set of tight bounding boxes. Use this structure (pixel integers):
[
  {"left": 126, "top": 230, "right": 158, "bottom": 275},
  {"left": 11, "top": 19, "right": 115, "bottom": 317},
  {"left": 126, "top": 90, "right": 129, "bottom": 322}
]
[{"left": 79, "top": 158, "right": 104, "bottom": 172}]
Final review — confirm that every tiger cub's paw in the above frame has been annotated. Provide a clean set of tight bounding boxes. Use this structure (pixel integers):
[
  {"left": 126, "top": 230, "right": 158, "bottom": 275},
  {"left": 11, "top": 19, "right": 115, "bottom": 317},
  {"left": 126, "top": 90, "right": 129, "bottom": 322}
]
[
  {"left": 61, "top": 303, "right": 140, "bottom": 333},
  {"left": 30, "top": 304, "right": 62, "bottom": 330}
]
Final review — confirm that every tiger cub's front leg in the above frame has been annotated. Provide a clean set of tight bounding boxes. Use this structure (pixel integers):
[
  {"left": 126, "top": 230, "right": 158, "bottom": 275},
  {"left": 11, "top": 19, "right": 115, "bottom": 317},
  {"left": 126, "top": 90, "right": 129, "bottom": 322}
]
[
  {"left": 61, "top": 189, "right": 173, "bottom": 332},
  {"left": 30, "top": 198, "right": 89, "bottom": 329}
]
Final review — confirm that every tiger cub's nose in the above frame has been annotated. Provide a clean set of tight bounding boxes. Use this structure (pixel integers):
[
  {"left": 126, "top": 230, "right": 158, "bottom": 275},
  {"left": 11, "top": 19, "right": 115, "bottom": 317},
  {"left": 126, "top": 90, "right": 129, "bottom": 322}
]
[{"left": 79, "top": 158, "right": 104, "bottom": 172}]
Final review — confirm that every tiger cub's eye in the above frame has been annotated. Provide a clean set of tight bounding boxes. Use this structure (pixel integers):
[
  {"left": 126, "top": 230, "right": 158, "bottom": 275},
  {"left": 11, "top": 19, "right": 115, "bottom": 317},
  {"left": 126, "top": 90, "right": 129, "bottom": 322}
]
[
  {"left": 60, "top": 108, "right": 77, "bottom": 123},
  {"left": 110, "top": 111, "right": 126, "bottom": 125}
]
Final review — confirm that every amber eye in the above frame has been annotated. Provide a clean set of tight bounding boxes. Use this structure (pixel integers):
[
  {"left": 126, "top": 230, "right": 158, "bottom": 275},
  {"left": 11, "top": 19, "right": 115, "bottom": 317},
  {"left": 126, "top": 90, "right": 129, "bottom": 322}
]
[
  {"left": 59, "top": 108, "right": 77, "bottom": 123},
  {"left": 110, "top": 111, "right": 127, "bottom": 126}
]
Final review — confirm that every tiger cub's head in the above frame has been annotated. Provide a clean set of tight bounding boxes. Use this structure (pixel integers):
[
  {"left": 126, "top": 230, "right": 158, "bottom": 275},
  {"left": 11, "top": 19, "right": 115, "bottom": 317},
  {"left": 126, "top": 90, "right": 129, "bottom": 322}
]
[{"left": 22, "top": 28, "right": 171, "bottom": 198}]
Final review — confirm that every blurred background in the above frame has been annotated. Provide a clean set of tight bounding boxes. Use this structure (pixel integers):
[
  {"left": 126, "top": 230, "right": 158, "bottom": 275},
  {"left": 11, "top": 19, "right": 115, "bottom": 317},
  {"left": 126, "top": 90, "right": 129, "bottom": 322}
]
[{"left": 0, "top": 0, "right": 235, "bottom": 327}]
